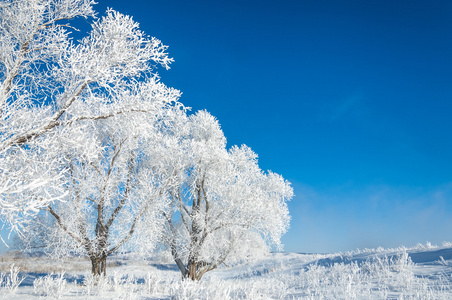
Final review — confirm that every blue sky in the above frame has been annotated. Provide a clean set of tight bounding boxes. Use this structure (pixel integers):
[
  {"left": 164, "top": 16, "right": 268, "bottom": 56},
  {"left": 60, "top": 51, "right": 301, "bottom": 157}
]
[
  {"left": 100, "top": 0, "right": 452, "bottom": 253},
  {"left": 3, "top": 0, "right": 452, "bottom": 254}
]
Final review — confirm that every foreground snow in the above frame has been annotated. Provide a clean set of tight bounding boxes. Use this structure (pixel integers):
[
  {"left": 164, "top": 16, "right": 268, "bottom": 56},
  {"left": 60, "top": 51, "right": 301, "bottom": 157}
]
[{"left": 1, "top": 243, "right": 452, "bottom": 299}]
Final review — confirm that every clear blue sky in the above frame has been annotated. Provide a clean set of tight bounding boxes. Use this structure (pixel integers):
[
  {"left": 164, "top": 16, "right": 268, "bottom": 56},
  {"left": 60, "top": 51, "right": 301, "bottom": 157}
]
[
  {"left": 3, "top": 0, "right": 452, "bottom": 254},
  {"left": 101, "top": 0, "right": 452, "bottom": 253}
]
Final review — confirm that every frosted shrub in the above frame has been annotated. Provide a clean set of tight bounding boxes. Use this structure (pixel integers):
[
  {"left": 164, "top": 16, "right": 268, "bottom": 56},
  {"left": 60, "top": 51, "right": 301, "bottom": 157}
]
[
  {"left": 143, "top": 272, "right": 163, "bottom": 295},
  {"left": 391, "top": 252, "right": 415, "bottom": 289},
  {"left": 171, "top": 279, "right": 238, "bottom": 300},
  {"left": 82, "top": 273, "right": 139, "bottom": 300},
  {"left": 112, "top": 273, "right": 140, "bottom": 300},
  {"left": 360, "top": 251, "right": 415, "bottom": 294},
  {"left": 241, "top": 277, "right": 289, "bottom": 300},
  {"left": 438, "top": 256, "right": 451, "bottom": 266},
  {"left": 33, "top": 273, "right": 67, "bottom": 299},
  {"left": 169, "top": 277, "right": 288, "bottom": 300},
  {"left": 82, "top": 274, "right": 112, "bottom": 296},
  {"left": 0, "top": 264, "right": 25, "bottom": 295},
  {"left": 279, "top": 251, "right": 452, "bottom": 299}
]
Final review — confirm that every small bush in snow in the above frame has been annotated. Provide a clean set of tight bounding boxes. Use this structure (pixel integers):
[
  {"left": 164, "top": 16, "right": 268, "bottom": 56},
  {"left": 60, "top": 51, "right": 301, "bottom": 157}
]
[
  {"left": 33, "top": 273, "right": 67, "bottom": 299},
  {"left": 0, "top": 264, "right": 25, "bottom": 295}
]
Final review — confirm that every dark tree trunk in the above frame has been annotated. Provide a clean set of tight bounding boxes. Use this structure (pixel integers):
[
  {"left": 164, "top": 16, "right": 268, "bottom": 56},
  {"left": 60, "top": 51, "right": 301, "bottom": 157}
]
[
  {"left": 91, "top": 256, "right": 107, "bottom": 277},
  {"left": 185, "top": 260, "right": 210, "bottom": 281},
  {"left": 174, "top": 258, "right": 188, "bottom": 278},
  {"left": 188, "top": 261, "right": 197, "bottom": 281}
]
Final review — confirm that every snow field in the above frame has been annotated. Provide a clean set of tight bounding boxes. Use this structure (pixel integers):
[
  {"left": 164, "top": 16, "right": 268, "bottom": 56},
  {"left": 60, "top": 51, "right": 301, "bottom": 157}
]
[{"left": 1, "top": 243, "right": 452, "bottom": 299}]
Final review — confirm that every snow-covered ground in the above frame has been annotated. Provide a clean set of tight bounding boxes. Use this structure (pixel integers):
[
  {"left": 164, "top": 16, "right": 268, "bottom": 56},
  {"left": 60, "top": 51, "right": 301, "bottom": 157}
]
[{"left": 1, "top": 243, "right": 452, "bottom": 299}]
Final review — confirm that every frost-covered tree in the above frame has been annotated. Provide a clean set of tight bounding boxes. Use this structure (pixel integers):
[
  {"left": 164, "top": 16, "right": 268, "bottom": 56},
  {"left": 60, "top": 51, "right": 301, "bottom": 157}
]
[
  {"left": 23, "top": 99, "right": 183, "bottom": 276},
  {"left": 0, "top": 0, "right": 175, "bottom": 233},
  {"left": 163, "top": 111, "right": 292, "bottom": 281}
]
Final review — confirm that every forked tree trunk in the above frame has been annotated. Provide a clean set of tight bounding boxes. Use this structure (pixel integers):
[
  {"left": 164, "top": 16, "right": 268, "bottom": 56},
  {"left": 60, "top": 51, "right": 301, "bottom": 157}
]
[
  {"left": 185, "top": 260, "right": 209, "bottom": 281},
  {"left": 91, "top": 256, "right": 107, "bottom": 277}
]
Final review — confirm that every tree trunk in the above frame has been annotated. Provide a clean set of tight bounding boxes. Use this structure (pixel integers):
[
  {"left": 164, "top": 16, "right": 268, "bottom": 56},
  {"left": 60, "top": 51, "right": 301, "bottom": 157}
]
[
  {"left": 91, "top": 256, "right": 107, "bottom": 277},
  {"left": 186, "top": 260, "right": 209, "bottom": 281},
  {"left": 174, "top": 258, "right": 188, "bottom": 279},
  {"left": 188, "top": 261, "right": 197, "bottom": 281},
  {"left": 101, "top": 257, "right": 106, "bottom": 276}
]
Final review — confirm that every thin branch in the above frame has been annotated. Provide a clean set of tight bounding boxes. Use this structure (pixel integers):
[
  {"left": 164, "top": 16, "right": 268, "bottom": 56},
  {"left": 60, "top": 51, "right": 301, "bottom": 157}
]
[
  {"left": 207, "top": 222, "right": 251, "bottom": 236},
  {"left": 55, "top": 109, "right": 152, "bottom": 127},
  {"left": 0, "top": 28, "right": 36, "bottom": 118},
  {"left": 68, "top": 159, "right": 93, "bottom": 255},
  {"left": 201, "top": 178, "right": 209, "bottom": 244},
  {"left": 106, "top": 171, "right": 176, "bottom": 257},
  {"left": 89, "top": 162, "right": 104, "bottom": 181},
  {"left": 98, "top": 139, "right": 123, "bottom": 212},
  {"left": 174, "top": 191, "right": 190, "bottom": 232},
  {"left": 200, "top": 238, "right": 236, "bottom": 276},
  {"left": 86, "top": 197, "right": 96, "bottom": 203},
  {"left": 47, "top": 205, "right": 82, "bottom": 244},
  {"left": 105, "top": 148, "right": 135, "bottom": 231},
  {"left": 104, "top": 139, "right": 124, "bottom": 185},
  {"left": 6, "top": 80, "right": 89, "bottom": 147}
]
